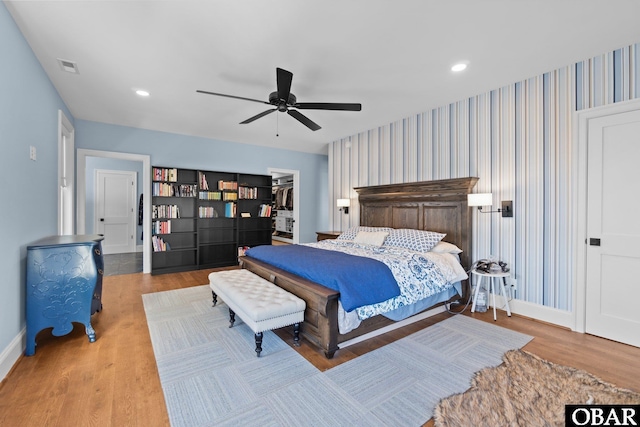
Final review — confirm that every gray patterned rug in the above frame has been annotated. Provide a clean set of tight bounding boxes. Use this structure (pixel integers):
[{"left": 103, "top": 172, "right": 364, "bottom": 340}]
[{"left": 143, "top": 285, "right": 532, "bottom": 427}]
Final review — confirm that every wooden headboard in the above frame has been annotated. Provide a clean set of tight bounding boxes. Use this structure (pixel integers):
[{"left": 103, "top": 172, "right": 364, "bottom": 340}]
[{"left": 354, "top": 177, "right": 478, "bottom": 272}]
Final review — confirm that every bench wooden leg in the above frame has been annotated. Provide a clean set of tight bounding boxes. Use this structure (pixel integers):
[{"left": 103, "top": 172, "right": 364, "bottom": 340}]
[
  {"left": 211, "top": 291, "right": 218, "bottom": 307},
  {"left": 293, "top": 323, "right": 301, "bottom": 347},
  {"left": 255, "top": 332, "right": 263, "bottom": 357},
  {"left": 228, "top": 308, "right": 235, "bottom": 328}
]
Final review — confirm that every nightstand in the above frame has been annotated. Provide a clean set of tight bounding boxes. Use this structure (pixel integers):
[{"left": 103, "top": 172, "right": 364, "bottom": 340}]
[
  {"left": 470, "top": 269, "right": 512, "bottom": 321},
  {"left": 316, "top": 231, "right": 342, "bottom": 241}
]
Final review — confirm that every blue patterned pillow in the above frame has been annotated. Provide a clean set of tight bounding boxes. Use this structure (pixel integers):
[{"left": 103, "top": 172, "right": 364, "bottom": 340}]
[
  {"left": 336, "top": 226, "right": 393, "bottom": 241},
  {"left": 383, "top": 228, "right": 446, "bottom": 252}
]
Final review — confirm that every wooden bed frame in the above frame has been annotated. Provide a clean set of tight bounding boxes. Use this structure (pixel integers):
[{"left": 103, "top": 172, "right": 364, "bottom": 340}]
[{"left": 240, "top": 177, "right": 478, "bottom": 358}]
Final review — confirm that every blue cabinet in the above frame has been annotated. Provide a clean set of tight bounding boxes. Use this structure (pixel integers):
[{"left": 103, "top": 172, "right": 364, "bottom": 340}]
[{"left": 25, "top": 235, "right": 104, "bottom": 356}]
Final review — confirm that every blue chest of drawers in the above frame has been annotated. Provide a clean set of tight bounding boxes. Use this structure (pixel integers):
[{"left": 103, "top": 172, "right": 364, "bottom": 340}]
[{"left": 25, "top": 235, "right": 104, "bottom": 356}]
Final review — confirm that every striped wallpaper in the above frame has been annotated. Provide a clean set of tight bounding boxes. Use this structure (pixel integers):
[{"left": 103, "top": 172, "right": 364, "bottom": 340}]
[{"left": 328, "top": 43, "right": 640, "bottom": 311}]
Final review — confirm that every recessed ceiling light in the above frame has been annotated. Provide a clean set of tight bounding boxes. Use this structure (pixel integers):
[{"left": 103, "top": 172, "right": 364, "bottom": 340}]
[
  {"left": 135, "top": 90, "right": 150, "bottom": 97},
  {"left": 451, "top": 62, "right": 468, "bottom": 72}
]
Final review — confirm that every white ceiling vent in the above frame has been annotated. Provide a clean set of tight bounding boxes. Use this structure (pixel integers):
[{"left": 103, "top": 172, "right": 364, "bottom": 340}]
[{"left": 57, "top": 58, "right": 79, "bottom": 74}]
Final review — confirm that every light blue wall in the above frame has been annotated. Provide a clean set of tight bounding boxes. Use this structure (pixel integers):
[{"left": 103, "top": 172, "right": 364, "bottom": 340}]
[
  {"left": 75, "top": 120, "right": 329, "bottom": 244},
  {"left": 85, "top": 157, "right": 144, "bottom": 246},
  {"left": 0, "top": 3, "right": 73, "bottom": 356}
]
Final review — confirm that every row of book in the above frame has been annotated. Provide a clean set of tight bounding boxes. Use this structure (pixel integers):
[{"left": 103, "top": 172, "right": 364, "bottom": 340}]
[
  {"left": 152, "top": 235, "right": 171, "bottom": 252},
  {"left": 238, "top": 186, "right": 260, "bottom": 199},
  {"left": 153, "top": 182, "right": 197, "bottom": 197},
  {"left": 199, "top": 191, "right": 222, "bottom": 201},
  {"left": 258, "top": 204, "right": 272, "bottom": 217},
  {"left": 152, "top": 220, "right": 171, "bottom": 235},
  {"left": 199, "top": 206, "right": 219, "bottom": 218},
  {"left": 152, "top": 204, "right": 180, "bottom": 219},
  {"left": 198, "top": 202, "right": 236, "bottom": 218},
  {"left": 199, "top": 172, "right": 210, "bottom": 190},
  {"left": 153, "top": 167, "right": 178, "bottom": 182},
  {"left": 218, "top": 180, "right": 238, "bottom": 191}
]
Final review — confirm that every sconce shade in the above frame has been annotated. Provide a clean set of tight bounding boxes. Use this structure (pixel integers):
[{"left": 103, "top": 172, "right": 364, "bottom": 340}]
[
  {"left": 336, "top": 198, "right": 351, "bottom": 208},
  {"left": 467, "top": 193, "right": 493, "bottom": 207}
]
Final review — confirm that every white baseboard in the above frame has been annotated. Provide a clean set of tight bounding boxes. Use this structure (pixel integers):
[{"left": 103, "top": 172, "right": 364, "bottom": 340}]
[
  {"left": 490, "top": 293, "right": 575, "bottom": 329},
  {"left": 0, "top": 328, "right": 25, "bottom": 383}
]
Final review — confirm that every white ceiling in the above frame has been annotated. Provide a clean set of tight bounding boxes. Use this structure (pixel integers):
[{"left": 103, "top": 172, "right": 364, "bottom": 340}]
[{"left": 6, "top": 1, "right": 640, "bottom": 155}]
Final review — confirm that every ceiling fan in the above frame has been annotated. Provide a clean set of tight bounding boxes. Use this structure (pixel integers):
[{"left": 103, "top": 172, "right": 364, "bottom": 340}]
[{"left": 197, "top": 67, "right": 361, "bottom": 131}]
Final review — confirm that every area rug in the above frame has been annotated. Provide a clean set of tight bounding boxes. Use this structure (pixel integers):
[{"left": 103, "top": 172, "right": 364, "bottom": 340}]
[
  {"left": 143, "top": 285, "right": 533, "bottom": 427},
  {"left": 433, "top": 349, "right": 640, "bottom": 427}
]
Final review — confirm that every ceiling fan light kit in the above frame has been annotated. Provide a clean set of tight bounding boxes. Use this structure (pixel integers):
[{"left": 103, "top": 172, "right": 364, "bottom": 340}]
[{"left": 197, "top": 67, "right": 361, "bottom": 132}]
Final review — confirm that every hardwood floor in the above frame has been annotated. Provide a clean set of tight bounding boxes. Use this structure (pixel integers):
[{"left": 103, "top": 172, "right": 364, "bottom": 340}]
[{"left": 1, "top": 269, "right": 639, "bottom": 426}]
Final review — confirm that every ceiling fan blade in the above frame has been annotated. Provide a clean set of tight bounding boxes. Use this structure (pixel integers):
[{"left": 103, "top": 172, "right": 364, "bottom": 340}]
[
  {"left": 276, "top": 68, "right": 293, "bottom": 102},
  {"left": 240, "top": 109, "right": 277, "bottom": 124},
  {"left": 197, "top": 90, "right": 269, "bottom": 105},
  {"left": 294, "top": 102, "right": 362, "bottom": 111},
  {"left": 288, "top": 109, "right": 321, "bottom": 131}
]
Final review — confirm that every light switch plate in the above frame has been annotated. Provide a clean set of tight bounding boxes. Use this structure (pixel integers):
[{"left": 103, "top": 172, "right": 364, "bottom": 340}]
[{"left": 29, "top": 146, "right": 37, "bottom": 161}]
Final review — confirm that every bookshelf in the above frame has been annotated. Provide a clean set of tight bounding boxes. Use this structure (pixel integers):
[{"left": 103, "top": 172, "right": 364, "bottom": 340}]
[
  {"left": 151, "top": 167, "right": 272, "bottom": 274},
  {"left": 197, "top": 171, "right": 238, "bottom": 268},
  {"left": 151, "top": 167, "right": 198, "bottom": 274},
  {"left": 237, "top": 173, "right": 273, "bottom": 249}
]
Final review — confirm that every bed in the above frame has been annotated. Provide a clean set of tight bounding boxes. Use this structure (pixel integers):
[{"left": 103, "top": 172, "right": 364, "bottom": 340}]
[{"left": 240, "top": 177, "right": 478, "bottom": 358}]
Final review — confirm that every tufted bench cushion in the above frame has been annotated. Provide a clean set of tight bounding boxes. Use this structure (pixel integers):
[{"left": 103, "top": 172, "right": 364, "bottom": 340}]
[{"left": 208, "top": 269, "right": 305, "bottom": 356}]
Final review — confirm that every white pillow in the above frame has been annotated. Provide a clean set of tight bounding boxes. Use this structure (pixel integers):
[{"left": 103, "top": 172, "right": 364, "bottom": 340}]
[
  {"left": 430, "top": 241, "right": 463, "bottom": 254},
  {"left": 337, "top": 226, "right": 393, "bottom": 241},
  {"left": 353, "top": 231, "right": 389, "bottom": 247},
  {"left": 383, "top": 228, "right": 445, "bottom": 252}
]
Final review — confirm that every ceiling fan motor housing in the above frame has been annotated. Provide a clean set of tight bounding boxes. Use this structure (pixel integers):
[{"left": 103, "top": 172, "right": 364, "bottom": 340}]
[{"left": 269, "top": 91, "right": 296, "bottom": 111}]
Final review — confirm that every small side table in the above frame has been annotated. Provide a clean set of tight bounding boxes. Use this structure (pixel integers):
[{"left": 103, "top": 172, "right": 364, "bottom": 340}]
[
  {"left": 470, "top": 269, "right": 512, "bottom": 321},
  {"left": 316, "top": 231, "right": 342, "bottom": 241}
]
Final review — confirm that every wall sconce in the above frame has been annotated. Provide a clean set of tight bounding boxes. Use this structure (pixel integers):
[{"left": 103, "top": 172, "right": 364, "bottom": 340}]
[
  {"left": 337, "top": 198, "right": 350, "bottom": 214},
  {"left": 467, "top": 193, "right": 513, "bottom": 218}
]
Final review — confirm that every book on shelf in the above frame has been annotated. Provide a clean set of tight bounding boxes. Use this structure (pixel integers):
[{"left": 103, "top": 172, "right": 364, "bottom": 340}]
[
  {"left": 238, "top": 186, "right": 259, "bottom": 199},
  {"left": 152, "top": 235, "right": 170, "bottom": 252},
  {"left": 199, "top": 191, "right": 221, "bottom": 200},
  {"left": 153, "top": 182, "right": 197, "bottom": 197},
  {"left": 222, "top": 191, "right": 238, "bottom": 201},
  {"left": 199, "top": 171, "right": 209, "bottom": 190},
  {"left": 152, "top": 220, "right": 171, "bottom": 235},
  {"left": 152, "top": 204, "right": 180, "bottom": 219},
  {"left": 258, "top": 204, "right": 272, "bottom": 217},
  {"left": 218, "top": 180, "right": 238, "bottom": 191},
  {"left": 199, "top": 206, "right": 219, "bottom": 218},
  {"left": 153, "top": 167, "right": 178, "bottom": 182},
  {"left": 225, "top": 202, "right": 236, "bottom": 218}
]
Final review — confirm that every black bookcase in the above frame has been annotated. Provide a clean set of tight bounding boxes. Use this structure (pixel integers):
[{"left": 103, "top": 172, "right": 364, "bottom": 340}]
[
  {"left": 151, "top": 167, "right": 198, "bottom": 274},
  {"left": 151, "top": 167, "right": 272, "bottom": 274},
  {"left": 237, "top": 173, "right": 273, "bottom": 248}
]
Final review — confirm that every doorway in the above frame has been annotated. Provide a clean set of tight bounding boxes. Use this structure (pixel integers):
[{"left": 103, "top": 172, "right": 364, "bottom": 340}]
[
  {"left": 77, "top": 149, "right": 152, "bottom": 274},
  {"left": 575, "top": 98, "right": 640, "bottom": 348},
  {"left": 269, "top": 168, "right": 299, "bottom": 244}
]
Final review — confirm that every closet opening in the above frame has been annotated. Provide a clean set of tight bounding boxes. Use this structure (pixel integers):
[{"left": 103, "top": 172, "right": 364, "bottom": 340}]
[{"left": 269, "top": 168, "right": 299, "bottom": 244}]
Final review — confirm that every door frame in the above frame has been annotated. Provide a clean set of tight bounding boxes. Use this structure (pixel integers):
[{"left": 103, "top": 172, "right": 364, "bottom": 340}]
[
  {"left": 268, "top": 168, "right": 300, "bottom": 244},
  {"left": 77, "top": 149, "right": 151, "bottom": 273},
  {"left": 94, "top": 169, "right": 137, "bottom": 254},
  {"left": 574, "top": 97, "right": 640, "bottom": 333},
  {"left": 58, "top": 110, "right": 74, "bottom": 235}
]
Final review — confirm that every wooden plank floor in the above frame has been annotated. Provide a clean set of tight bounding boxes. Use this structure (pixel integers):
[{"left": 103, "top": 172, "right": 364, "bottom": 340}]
[{"left": 1, "top": 269, "right": 639, "bottom": 426}]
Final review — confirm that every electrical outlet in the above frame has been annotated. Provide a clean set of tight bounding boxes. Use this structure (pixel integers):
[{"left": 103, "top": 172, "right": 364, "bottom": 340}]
[{"left": 29, "top": 146, "right": 37, "bottom": 161}]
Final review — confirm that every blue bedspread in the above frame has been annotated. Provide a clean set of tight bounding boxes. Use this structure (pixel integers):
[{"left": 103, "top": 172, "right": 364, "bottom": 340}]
[{"left": 245, "top": 244, "right": 400, "bottom": 312}]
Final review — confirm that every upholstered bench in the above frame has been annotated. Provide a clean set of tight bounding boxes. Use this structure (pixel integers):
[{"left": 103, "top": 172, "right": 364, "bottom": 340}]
[{"left": 208, "top": 269, "right": 306, "bottom": 357}]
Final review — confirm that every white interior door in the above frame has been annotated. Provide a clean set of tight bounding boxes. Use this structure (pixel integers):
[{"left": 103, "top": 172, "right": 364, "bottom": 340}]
[
  {"left": 96, "top": 170, "right": 136, "bottom": 254},
  {"left": 585, "top": 108, "right": 640, "bottom": 348}
]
